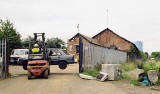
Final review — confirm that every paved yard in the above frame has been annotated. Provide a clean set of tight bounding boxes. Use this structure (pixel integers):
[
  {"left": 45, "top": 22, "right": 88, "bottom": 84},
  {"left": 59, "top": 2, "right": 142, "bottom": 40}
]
[{"left": 0, "top": 64, "right": 159, "bottom": 94}]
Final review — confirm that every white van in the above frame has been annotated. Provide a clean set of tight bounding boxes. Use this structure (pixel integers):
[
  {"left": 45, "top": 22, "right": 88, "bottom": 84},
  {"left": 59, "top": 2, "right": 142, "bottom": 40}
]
[{"left": 10, "top": 49, "right": 29, "bottom": 65}]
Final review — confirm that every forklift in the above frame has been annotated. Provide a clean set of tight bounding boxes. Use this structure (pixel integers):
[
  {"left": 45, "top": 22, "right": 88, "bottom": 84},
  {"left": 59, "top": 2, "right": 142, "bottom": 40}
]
[{"left": 27, "top": 33, "right": 50, "bottom": 79}]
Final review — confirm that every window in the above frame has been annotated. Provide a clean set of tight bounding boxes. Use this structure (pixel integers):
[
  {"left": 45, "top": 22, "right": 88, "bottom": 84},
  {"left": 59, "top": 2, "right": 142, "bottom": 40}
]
[
  {"left": 50, "top": 50, "right": 62, "bottom": 56},
  {"left": 25, "top": 51, "right": 29, "bottom": 55},
  {"left": 76, "top": 45, "right": 79, "bottom": 53},
  {"left": 56, "top": 51, "right": 61, "bottom": 56},
  {"left": 13, "top": 50, "right": 25, "bottom": 55},
  {"left": 69, "top": 45, "right": 72, "bottom": 51}
]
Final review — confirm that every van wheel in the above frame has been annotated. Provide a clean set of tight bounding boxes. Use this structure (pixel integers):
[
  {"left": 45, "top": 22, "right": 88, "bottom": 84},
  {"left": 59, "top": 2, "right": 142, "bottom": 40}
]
[
  {"left": 59, "top": 62, "right": 67, "bottom": 70},
  {"left": 44, "top": 69, "right": 48, "bottom": 79},
  {"left": 28, "top": 71, "right": 32, "bottom": 80}
]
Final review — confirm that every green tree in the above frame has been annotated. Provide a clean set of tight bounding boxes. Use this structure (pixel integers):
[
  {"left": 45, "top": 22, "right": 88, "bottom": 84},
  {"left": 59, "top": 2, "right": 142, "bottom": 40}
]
[
  {"left": 128, "top": 45, "right": 139, "bottom": 60},
  {"left": 0, "top": 19, "right": 21, "bottom": 53},
  {"left": 151, "top": 52, "right": 160, "bottom": 61},
  {"left": 138, "top": 51, "right": 148, "bottom": 61},
  {"left": 46, "top": 37, "right": 66, "bottom": 49},
  {"left": 21, "top": 36, "right": 34, "bottom": 48}
]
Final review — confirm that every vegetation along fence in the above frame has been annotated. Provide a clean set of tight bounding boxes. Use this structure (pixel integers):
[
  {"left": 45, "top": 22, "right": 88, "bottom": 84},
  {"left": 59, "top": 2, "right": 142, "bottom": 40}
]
[
  {"left": 80, "top": 41, "right": 127, "bottom": 71},
  {"left": 0, "top": 39, "right": 9, "bottom": 79}
]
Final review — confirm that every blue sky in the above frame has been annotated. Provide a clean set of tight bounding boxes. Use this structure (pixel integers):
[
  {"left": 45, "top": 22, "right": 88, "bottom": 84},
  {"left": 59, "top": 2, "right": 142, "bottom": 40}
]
[{"left": 0, "top": 0, "right": 160, "bottom": 54}]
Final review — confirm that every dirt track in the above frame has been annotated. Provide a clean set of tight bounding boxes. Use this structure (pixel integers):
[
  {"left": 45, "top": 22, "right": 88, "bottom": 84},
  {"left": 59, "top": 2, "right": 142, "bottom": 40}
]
[{"left": 0, "top": 64, "right": 159, "bottom": 94}]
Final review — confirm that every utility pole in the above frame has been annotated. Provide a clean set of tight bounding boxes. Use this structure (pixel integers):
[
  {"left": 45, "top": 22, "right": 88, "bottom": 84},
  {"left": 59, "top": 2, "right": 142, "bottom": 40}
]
[
  {"left": 106, "top": 9, "right": 109, "bottom": 28},
  {"left": 77, "top": 24, "right": 79, "bottom": 33}
]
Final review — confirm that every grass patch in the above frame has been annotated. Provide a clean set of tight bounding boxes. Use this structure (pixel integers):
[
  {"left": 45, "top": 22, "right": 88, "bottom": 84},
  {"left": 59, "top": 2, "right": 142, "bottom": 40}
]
[
  {"left": 130, "top": 79, "right": 141, "bottom": 86},
  {"left": 121, "top": 61, "right": 137, "bottom": 73},
  {"left": 82, "top": 69, "right": 99, "bottom": 77},
  {"left": 82, "top": 63, "right": 101, "bottom": 77},
  {"left": 8, "top": 73, "right": 12, "bottom": 78},
  {"left": 122, "top": 74, "right": 130, "bottom": 79},
  {"left": 94, "top": 63, "right": 102, "bottom": 72}
]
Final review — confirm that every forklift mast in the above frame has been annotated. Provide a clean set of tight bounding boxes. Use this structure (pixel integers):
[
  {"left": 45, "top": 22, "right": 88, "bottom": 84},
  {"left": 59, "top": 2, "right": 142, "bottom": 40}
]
[
  {"left": 34, "top": 33, "right": 45, "bottom": 43},
  {"left": 28, "top": 33, "right": 48, "bottom": 60}
]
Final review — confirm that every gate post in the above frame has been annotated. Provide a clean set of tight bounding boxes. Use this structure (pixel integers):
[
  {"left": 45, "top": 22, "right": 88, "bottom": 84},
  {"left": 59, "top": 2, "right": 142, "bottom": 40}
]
[
  {"left": 5, "top": 38, "right": 9, "bottom": 78},
  {"left": 79, "top": 37, "right": 83, "bottom": 73}
]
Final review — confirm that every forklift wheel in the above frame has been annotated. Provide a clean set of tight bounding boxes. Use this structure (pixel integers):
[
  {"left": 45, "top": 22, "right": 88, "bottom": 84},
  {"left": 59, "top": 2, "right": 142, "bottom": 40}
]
[
  {"left": 44, "top": 69, "right": 48, "bottom": 79},
  {"left": 48, "top": 69, "right": 50, "bottom": 75},
  {"left": 28, "top": 71, "right": 32, "bottom": 80}
]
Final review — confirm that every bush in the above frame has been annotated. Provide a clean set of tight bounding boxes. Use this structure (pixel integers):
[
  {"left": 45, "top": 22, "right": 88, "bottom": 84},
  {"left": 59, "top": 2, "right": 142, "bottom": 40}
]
[
  {"left": 143, "top": 61, "right": 159, "bottom": 72},
  {"left": 135, "top": 59, "right": 144, "bottom": 69},
  {"left": 156, "top": 80, "right": 160, "bottom": 86},
  {"left": 121, "top": 61, "right": 137, "bottom": 73},
  {"left": 151, "top": 52, "right": 160, "bottom": 61},
  {"left": 130, "top": 79, "right": 141, "bottom": 86},
  {"left": 138, "top": 51, "right": 148, "bottom": 61},
  {"left": 156, "top": 73, "right": 160, "bottom": 86},
  {"left": 158, "top": 72, "right": 160, "bottom": 79}
]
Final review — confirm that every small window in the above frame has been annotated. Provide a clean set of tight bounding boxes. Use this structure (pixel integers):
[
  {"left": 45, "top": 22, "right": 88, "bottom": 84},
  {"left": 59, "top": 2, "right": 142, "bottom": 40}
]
[
  {"left": 76, "top": 45, "right": 79, "bottom": 53},
  {"left": 69, "top": 45, "right": 72, "bottom": 51}
]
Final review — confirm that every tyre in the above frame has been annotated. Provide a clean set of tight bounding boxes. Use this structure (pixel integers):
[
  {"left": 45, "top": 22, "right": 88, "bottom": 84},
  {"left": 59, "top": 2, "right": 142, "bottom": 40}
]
[
  {"left": 48, "top": 69, "right": 50, "bottom": 75},
  {"left": 28, "top": 71, "right": 32, "bottom": 80},
  {"left": 23, "top": 65, "right": 27, "bottom": 70},
  {"left": 58, "top": 61, "right": 67, "bottom": 70},
  {"left": 43, "top": 69, "right": 48, "bottom": 79},
  {"left": 22, "top": 61, "right": 28, "bottom": 70}
]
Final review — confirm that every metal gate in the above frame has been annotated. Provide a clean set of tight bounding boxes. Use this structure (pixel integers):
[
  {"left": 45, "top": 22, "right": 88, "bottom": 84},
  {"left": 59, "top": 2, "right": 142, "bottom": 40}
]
[
  {"left": 79, "top": 37, "right": 83, "bottom": 73},
  {"left": 0, "top": 39, "right": 9, "bottom": 79}
]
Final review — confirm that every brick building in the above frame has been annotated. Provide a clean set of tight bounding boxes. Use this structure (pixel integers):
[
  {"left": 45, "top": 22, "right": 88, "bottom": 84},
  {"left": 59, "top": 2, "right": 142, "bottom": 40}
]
[
  {"left": 67, "top": 33, "right": 101, "bottom": 63},
  {"left": 67, "top": 28, "right": 139, "bottom": 62},
  {"left": 92, "top": 28, "right": 138, "bottom": 52}
]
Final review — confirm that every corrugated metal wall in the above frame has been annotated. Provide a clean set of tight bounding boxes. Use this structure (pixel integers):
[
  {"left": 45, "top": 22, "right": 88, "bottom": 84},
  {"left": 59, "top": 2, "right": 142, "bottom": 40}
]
[{"left": 82, "top": 43, "right": 127, "bottom": 70}]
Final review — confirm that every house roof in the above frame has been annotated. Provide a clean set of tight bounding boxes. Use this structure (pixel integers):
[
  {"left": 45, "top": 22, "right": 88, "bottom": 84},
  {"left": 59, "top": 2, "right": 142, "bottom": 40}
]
[
  {"left": 68, "top": 32, "right": 128, "bottom": 52},
  {"left": 69, "top": 33, "right": 103, "bottom": 46},
  {"left": 92, "top": 28, "right": 139, "bottom": 50}
]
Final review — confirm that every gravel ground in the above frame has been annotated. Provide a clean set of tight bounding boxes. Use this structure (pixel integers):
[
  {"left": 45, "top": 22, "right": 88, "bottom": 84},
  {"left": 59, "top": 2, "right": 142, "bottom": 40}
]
[{"left": 0, "top": 64, "right": 159, "bottom": 94}]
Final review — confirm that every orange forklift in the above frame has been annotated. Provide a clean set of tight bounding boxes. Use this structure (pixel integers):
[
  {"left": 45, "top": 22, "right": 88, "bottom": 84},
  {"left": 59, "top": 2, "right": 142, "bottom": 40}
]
[{"left": 27, "top": 33, "right": 50, "bottom": 80}]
